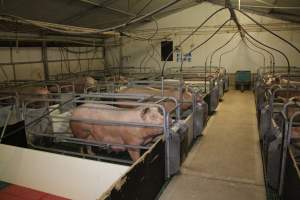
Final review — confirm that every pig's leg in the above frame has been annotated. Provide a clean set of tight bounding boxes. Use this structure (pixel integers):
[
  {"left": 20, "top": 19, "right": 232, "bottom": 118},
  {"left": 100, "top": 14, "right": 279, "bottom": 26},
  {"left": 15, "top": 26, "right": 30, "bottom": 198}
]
[
  {"left": 86, "top": 134, "right": 96, "bottom": 155},
  {"left": 123, "top": 136, "right": 142, "bottom": 161},
  {"left": 128, "top": 149, "right": 140, "bottom": 161}
]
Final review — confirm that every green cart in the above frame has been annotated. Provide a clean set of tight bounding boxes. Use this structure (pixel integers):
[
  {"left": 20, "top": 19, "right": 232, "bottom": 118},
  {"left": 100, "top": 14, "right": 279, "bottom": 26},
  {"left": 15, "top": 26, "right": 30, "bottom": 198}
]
[{"left": 235, "top": 70, "right": 251, "bottom": 92}]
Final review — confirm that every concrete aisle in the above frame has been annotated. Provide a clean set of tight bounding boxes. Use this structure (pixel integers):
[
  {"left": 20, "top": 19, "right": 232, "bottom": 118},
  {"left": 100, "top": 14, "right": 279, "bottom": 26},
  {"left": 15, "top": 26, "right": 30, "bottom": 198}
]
[{"left": 159, "top": 90, "right": 266, "bottom": 200}]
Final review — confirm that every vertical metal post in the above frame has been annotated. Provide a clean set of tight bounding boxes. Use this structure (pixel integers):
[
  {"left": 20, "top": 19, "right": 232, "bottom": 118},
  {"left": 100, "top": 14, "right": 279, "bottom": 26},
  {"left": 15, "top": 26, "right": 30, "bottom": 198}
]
[
  {"left": 279, "top": 116, "right": 292, "bottom": 196},
  {"left": 179, "top": 78, "right": 183, "bottom": 119},
  {"left": 161, "top": 76, "right": 164, "bottom": 96},
  {"left": 78, "top": 47, "right": 81, "bottom": 72},
  {"left": 42, "top": 41, "right": 49, "bottom": 80},
  {"left": 119, "top": 36, "right": 123, "bottom": 79},
  {"left": 192, "top": 91, "right": 196, "bottom": 138},
  {"left": 103, "top": 45, "right": 107, "bottom": 71},
  {"left": 10, "top": 47, "right": 16, "bottom": 81},
  {"left": 164, "top": 111, "right": 170, "bottom": 179}
]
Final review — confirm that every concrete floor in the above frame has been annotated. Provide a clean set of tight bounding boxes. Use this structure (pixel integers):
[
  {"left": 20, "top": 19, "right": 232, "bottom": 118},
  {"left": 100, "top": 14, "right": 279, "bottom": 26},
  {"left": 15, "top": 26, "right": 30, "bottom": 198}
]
[{"left": 159, "top": 90, "right": 266, "bottom": 200}]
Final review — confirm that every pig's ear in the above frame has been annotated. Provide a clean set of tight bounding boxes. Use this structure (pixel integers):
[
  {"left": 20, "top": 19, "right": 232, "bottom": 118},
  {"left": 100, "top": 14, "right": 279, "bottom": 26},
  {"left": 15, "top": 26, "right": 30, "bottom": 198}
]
[{"left": 140, "top": 107, "right": 150, "bottom": 119}]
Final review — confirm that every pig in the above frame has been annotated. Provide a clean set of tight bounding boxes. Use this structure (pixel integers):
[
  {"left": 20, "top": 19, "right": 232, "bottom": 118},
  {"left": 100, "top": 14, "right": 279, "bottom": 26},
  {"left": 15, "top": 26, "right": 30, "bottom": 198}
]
[
  {"left": 0, "top": 86, "right": 49, "bottom": 108},
  {"left": 70, "top": 103, "right": 164, "bottom": 161},
  {"left": 106, "top": 75, "right": 128, "bottom": 84},
  {"left": 73, "top": 76, "right": 97, "bottom": 93},
  {"left": 0, "top": 86, "right": 49, "bottom": 97},
  {"left": 291, "top": 127, "right": 300, "bottom": 138},
  {"left": 47, "top": 84, "right": 74, "bottom": 93},
  {"left": 118, "top": 86, "right": 203, "bottom": 112}
]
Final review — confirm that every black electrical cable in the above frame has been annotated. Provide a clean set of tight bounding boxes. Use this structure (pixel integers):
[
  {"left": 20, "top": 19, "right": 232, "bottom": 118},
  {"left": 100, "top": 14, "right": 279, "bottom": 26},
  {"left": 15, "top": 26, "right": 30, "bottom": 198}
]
[
  {"left": 242, "top": 38, "right": 266, "bottom": 67},
  {"left": 180, "top": 18, "right": 232, "bottom": 72},
  {"left": 244, "top": 36, "right": 275, "bottom": 74},
  {"left": 234, "top": 9, "right": 300, "bottom": 54},
  {"left": 62, "top": 47, "right": 99, "bottom": 54},
  {"left": 161, "top": 7, "right": 228, "bottom": 76},
  {"left": 240, "top": 26, "right": 290, "bottom": 73},
  {"left": 135, "top": 0, "right": 155, "bottom": 17},
  {"left": 177, "top": 18, "right": 232, "bottom": 93},
  {"left": 241, "top": 25, "right": 291, "bottom": 87},
  {"left": 207, "top": 31, "right": 239, "bottom": 73},
  {"left": 219, "top": 39, "right": 242, "bottom": 68},
  {"left": 122, "top": 16, "right": 160, "bottom": 41},
  {"left": 143, "top": 42, "right": 161, "bottom": 72},
  {"left": 139, "top": 41, "right": 152, "bottom": 72}
]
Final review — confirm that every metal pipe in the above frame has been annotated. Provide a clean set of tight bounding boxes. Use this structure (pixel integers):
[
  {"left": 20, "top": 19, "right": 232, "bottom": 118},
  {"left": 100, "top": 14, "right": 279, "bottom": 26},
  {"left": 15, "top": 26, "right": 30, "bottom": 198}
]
[
  {"left": 241, "top": 5, "right": 300, "bottom": 9},
  {"left": 0, "top": 57, "right": 103, "bottom": 66}
]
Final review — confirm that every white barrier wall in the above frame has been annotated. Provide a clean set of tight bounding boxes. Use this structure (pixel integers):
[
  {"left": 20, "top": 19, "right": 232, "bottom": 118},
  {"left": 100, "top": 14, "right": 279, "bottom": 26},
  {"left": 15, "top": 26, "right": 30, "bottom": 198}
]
[
  {"left": 0, "top": 144, "right": 129, "bottom": 200},
  {"left": 0, "top": 47, "right": 104, "bottom": 81},
  {"left": 106, "top": 2, "right": 300, "bottom": 74}
]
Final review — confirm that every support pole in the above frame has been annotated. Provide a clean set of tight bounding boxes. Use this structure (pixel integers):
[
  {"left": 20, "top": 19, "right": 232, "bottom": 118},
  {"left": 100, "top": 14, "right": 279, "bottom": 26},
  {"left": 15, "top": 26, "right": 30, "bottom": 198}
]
[
  {"left": 42, "top": 41, "right": 49, "bottom": 80},
  {"left": 119, "top": 36, "right": 123, "bottom": 78},
  {"left": 10, "top": 47, "right": 16, "bottom": 81}
]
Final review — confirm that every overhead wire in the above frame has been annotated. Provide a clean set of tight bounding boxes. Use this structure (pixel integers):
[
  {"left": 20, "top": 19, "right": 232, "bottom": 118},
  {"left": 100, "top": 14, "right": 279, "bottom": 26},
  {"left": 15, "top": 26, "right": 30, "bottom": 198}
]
[
  {"left": 205, "top": 31, "right": 239, "bottom": 73},
  {"left": 240, "top": 26, "right": 290, "bottom": 71},
  {"left": 242, "top": 38, "right": 266, "bottom": 68},
  {"left": 161, "top": 7, "right": 228, "bottom": 76},
  {"left": 62, "top": 46, "right": 99, "bottom": 54},
  {"left": 234, "top": 9, "right": 300, "bottom": 54},
  {"left": 143, "top": 42, "right": 162, "bottom": 72},
  {"left": 121, "top": 16, "right": 161, "bottom": 41},
  {"left": 135, "top": 0, "right": 155, "bottom": 18},
  {"left": 180, "top": 18, "right": 232, "bottom": 72},
  {"left": 219, "top": 39, "right": 243, "bottom": 68},
  {"left": 244, "top": 36, "right": 275, "bottom": 73}
]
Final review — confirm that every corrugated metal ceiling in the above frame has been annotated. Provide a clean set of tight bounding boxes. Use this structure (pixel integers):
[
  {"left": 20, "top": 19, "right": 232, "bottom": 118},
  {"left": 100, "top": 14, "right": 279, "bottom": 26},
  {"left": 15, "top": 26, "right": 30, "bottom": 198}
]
[
  {"left": 0, "top": 0, "right": 199, "bottom": 29},
  {"left": 0, "top": 0, "right": 299, "bottom": 37},
  {"left": 208, "top": 0, "right": 300, "bottom": 23}
]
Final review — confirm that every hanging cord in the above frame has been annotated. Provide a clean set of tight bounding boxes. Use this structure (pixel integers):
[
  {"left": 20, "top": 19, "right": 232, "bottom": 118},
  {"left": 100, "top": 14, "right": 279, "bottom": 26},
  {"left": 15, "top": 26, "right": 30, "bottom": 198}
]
[
  {"left": 135, "top": 0, "right": 154, "bottom": 17},
  {"left": 219, "top": 39, "right": 243, "bottom": 68},
  {"left": 180, "top": 19, "right": 232, "bottom": 72},
  {"left": 152, "top": 42, "right": 162, "bottom": 71},
  {"left": 106, "top": 46, "right": 116, "bottom": 69},
  {"left": 62, "top": 47, "right": 98, "bottom": 54},
  {"left": 240, "top": 25, "right": 291, "bottom": 88},
  {"left": 206, "top": 31, "right": 239, "bottom": 75},
  {"left": 122, "top": 16, "right": 160, "bottom": 41},
  {"left": 161, "top": 7, "right": 228, "bottom": 76},
  {"left": 88, "top": 46, "right": 99, "bottom": 73},
  {"left": 139, "top": 40, "right": 161, "bottom": 72},
  {"left": 240, "top": 26, "right": 290, "bottom": 73},
  {"left": 234, "top": 9, "right": 300, "bottom": 54},
  {"left": 242, "top": 38, "right": 266, "bottom": 68},
  {"left": 178, "top": 18, "right": 232, "bottom": 93},
  {"left": 244, "top": 36, "right": 275, "bottom": 74},
  {"left": 143, "top": 42, "right": 162, "bottom": 72},
  {"left": 59, "top": 47, "right": 71, "bottom": 73}
]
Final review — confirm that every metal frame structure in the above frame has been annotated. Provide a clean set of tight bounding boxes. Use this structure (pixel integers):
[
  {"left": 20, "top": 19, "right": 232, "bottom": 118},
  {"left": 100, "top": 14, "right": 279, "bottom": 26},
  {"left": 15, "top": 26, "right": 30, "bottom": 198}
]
[
  {"left": 23, "top": 93, "right": 180, "bottom": 179},
  {"left": 257, "top": 84, "right": 300, "bottom": 197}
]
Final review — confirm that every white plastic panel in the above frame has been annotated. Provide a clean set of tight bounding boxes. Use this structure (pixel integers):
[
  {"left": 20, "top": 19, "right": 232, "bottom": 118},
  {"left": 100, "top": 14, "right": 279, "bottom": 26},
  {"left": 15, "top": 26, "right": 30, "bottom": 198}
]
[{"left": 0, "top": 144, "right": 129, "bottom": 200}]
